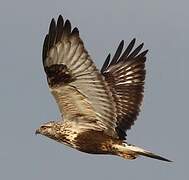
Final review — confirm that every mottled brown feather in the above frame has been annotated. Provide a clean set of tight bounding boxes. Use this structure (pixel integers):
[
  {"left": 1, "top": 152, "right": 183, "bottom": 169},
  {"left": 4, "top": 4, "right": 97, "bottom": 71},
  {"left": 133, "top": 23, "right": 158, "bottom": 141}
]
[{"left": 75, "top": 130, "right": 116, "bottom": 154}]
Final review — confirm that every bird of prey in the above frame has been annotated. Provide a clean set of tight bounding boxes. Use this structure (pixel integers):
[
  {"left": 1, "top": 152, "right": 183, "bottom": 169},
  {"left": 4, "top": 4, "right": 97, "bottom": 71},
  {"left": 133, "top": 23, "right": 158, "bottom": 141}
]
[{"left": 36, "top": 15, "right": 171, "bottom": 162}]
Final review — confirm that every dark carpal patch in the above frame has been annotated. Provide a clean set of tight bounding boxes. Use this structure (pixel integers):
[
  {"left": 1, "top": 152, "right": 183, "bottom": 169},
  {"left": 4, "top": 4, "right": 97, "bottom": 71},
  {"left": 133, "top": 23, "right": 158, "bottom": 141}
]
[{"left": 45, "top": 64, "right": 74, "bottom": 87}]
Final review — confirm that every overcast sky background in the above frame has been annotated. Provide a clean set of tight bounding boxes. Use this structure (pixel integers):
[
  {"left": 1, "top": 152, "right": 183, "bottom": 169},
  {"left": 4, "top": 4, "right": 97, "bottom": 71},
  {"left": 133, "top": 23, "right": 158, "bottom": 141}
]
[{"left": 0, "top": 0, "right": 188, "bottom": 179}]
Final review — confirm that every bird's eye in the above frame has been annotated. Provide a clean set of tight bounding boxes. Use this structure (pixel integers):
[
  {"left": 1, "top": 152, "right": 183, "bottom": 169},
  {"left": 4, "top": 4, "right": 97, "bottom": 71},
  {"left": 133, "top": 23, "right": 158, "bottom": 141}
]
[{"left": 41, "top": 126, "right": 48, "bottom": 129}]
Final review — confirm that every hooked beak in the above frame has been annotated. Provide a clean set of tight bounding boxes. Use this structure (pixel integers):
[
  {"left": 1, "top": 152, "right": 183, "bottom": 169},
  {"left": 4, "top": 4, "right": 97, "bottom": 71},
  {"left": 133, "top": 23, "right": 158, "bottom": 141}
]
[{"left": 35, "top": 128, "right": 40, "bottom": 135}]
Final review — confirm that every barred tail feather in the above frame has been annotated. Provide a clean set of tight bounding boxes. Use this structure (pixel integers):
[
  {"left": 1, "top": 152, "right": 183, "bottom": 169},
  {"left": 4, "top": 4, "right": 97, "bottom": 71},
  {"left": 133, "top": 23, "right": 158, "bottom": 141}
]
[{"left": 114, "top": 143, "right": 172, "bottom": 162}]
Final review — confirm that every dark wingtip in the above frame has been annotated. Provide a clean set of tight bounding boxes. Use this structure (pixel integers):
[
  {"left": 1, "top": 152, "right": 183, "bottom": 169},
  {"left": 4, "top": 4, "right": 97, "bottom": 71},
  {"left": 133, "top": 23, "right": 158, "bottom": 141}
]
[
  {"left": 42, "top": 34, "right": 49, "bottom": 63},
  {"left": 64, "top": 19, "right": 71, "bottom": 33},
  {"left": 72, "top": 27, "right": 79, "bottom": 35},
  {"left": 109, "top": 40, "right": 124, "bottom": 66},
  {"left": 136, "top": 49, "right": 149, "bottom": 59},
  {"left": 101, "top": 53, "right": 111, "bottom": 73},
  {"left": 120, "top": 40, "right": 124, "bottom": 47},
  {"left": 127, "top": 42, "right": 144, "bottom": 59},
  {"left": 57, "top": 15, "right": 64, "bottom": 27},
  {"left": 49, "top": 18, "right": 56, "bottom": 33},
  {"left": 131, "top": 38, "right": 136, "bottom": 45},
  {"left": 58, "top": 14, "right": 63, "bottom": 21}
]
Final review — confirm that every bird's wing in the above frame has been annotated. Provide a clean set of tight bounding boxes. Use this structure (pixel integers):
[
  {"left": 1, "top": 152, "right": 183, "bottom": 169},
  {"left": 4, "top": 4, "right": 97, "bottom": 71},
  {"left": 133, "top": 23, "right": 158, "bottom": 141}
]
[
  {"left": 101, "top": 39, "right": 148, "bottom": 139},
  {"left": 42, "top": 15, "right": 117, "bottom": 137}
]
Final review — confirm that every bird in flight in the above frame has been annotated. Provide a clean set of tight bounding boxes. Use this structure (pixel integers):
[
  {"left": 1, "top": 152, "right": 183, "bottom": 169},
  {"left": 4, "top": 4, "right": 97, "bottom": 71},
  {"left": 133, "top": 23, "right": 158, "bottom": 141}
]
[{"left": 36, "top": 15, "right": 171, "bottom": 162}]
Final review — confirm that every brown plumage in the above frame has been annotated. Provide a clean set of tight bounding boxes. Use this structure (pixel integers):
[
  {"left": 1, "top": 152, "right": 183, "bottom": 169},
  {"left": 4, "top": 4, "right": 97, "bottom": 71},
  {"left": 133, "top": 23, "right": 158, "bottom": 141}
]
[{"left": 36, "top": 15, "right": 171, "bottom": 162}]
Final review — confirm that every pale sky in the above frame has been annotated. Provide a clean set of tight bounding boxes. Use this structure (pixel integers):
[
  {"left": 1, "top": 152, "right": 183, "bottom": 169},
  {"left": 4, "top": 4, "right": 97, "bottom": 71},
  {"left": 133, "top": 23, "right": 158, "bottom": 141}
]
[{"left": 0, "top": 0, "right": 188, "bottom": 179}]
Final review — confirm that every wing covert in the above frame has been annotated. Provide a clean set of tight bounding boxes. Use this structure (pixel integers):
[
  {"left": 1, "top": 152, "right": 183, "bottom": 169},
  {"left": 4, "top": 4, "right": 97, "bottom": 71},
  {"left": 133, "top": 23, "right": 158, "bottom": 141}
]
[{"left": 42, "top": 15, "right": 117, "bottom": 137}]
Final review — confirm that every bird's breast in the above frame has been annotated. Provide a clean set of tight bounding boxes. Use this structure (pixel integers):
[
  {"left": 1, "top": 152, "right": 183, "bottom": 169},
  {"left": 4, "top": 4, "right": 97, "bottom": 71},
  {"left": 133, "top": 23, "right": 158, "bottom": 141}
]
[{"left": 55, "top": 123, "right": 119, "bottom": 155}]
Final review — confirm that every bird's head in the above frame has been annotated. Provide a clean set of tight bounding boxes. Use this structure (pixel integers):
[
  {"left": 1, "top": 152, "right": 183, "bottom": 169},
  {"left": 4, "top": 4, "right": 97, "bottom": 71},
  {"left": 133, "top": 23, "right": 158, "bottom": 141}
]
[{"left": 35, "top": 121, "right": 61, "bottom": 139}]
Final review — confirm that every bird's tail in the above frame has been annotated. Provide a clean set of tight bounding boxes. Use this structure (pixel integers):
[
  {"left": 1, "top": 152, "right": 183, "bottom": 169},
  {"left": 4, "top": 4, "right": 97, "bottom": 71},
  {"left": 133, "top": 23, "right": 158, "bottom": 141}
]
[{"left": 113, "top": 143, "right": 172, "bottom": 162}]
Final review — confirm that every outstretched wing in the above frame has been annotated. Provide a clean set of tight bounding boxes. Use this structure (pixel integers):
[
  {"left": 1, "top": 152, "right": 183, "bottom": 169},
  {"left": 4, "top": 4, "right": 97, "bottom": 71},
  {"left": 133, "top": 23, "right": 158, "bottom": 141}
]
[
  {"left": 101, "top": 39, "right": 148, "bottom": 140},
  {"left": 43, "top": 15, "right": 117, "bottom": 137}
]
